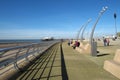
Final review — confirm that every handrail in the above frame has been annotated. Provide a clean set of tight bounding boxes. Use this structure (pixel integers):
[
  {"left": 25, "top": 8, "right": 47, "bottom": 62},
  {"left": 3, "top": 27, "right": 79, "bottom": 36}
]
[
  {"left": 0, "top": 43, "right": 39, "bottom": 71},
  {"left": 0, "top": 43, "right": 37, "bottom": 52},
  {"left": 0, "top": 41, "right": 60, "bottom": 72}
]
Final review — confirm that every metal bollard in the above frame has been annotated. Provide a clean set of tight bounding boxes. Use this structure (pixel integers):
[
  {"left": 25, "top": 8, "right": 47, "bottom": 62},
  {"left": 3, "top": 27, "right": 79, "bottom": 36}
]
[{"left": 91, "top": 42, "right": 97, "bottom": 56}]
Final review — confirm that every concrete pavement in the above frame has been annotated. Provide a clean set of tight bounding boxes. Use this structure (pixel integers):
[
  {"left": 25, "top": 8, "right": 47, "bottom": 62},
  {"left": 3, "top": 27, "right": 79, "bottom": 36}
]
[{"left": 10, "top": 42, "right": 119, "bottom": 80}]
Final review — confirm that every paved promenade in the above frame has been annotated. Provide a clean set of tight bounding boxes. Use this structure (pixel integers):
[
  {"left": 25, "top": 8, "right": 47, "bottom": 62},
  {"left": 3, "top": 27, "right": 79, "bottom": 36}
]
[{"left": 10, "top": 42, "right": 119, "bottom": 80}]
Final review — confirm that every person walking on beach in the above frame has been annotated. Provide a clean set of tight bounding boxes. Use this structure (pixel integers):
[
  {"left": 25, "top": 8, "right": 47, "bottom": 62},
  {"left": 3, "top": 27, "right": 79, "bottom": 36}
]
[
  {"left": 103, "top": 37, "right": 107, "bottom": 46},
  {"left": 106, "top": 38, "right": 110, "bottom": 46}
]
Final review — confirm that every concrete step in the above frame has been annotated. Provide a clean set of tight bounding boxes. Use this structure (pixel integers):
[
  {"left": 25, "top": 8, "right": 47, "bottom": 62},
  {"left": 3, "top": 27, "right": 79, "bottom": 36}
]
[
  {"left": 114, "top": 49, "right": 120, "bottom": 63},
  {"left": 75, "top": 43, "right": 91, "bottom": 54},
  {"left": 104, "top": 49, "right": 120, "bottom": 79},
  {"left": 104, "top": 60, "right": 120, "bottom": 79}
]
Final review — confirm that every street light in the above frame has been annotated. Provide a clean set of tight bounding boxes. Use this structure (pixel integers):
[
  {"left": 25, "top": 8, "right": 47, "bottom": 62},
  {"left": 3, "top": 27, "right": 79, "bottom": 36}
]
[
  {"left": 76, "top": 19, "right": 92, "bottom": 41},
  {"left": 76, "top": 24, "right": 85, "bottom": 41},
  {"left": 81, "top": 18, "right": 92, "bottom": 42},
  {"left": 90, "top": 6, "right": 108, "bottom": 56},
  {"left": 114, "top": 13, "right": 117, "bottom": 37}
]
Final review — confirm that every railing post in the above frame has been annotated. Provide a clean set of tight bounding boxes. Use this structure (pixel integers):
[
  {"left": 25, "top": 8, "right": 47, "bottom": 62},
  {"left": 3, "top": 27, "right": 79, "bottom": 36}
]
[
  {"left": 25, "top": 46, "right": 31, "bottom": 62},
  {"left": 37, "top": 44, "right": 41, "bottom": 53},
  {"left": 37, "top": 45, "right": 41, "bottom": 54},
  {"left": 14, "top": 48, "right": 22, "bottom": 71},
  {"left": 32, "top": 45, "right": 37, "bottom": 58}
]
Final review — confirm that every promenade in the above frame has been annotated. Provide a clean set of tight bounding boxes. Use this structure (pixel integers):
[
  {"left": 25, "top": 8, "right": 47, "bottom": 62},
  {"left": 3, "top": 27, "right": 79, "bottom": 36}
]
[{"left": 9, "top": 42, "right": 119, "bottom": 80}]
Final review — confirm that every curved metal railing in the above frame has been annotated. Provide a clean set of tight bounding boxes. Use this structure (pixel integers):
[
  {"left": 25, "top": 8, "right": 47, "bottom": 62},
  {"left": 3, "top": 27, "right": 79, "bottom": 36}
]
[{"left": 0, "top": 41, "right": 60, "bottom": 75}]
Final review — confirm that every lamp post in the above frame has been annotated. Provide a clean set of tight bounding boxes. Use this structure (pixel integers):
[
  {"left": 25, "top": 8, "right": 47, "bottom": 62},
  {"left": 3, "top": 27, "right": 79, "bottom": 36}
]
[
  {"left": 76, "top": 19, "right": 91, "bottom": 41},
  {"left": 90, "top": 6, "right": 108, "bottom": 56},
  {"left": 76, "top": 24, "right": 85, "bottom": 41},
  {"left": 81, "top": 18, "right": 92, "bottom": 42},
  {"left": 114, "top": 13, "right": 117, "bottom": 37}
]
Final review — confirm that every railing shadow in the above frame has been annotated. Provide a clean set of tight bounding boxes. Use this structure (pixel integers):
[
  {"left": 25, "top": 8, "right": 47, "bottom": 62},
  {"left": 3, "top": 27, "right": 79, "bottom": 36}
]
[
  {"left": 60, "top": 43, "right": 68, "bottom": 80},
  {"left": 10, "top": 43, "right": 68, "bottom": 80},
  {"left": 9, "top": 44, "right": 59, "bottom": 80}
]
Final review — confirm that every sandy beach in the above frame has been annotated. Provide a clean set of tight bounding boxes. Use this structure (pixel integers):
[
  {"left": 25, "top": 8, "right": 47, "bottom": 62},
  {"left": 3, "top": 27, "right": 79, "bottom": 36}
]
[{"left": 0, "top": 43, "right": 32, "bottom": 48}]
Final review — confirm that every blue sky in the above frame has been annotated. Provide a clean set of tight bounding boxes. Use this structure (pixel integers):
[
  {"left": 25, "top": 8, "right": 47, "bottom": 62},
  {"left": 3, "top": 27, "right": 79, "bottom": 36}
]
[{"left": 0, "top": 0, "right": 120, "bottom": 39}]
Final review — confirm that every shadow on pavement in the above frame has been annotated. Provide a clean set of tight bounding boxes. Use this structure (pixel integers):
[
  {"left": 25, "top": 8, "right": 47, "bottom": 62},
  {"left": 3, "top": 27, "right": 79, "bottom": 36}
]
[
  {"left": 97, "top": 53, "right": 110, "bottom": 57},
  {"left": 9, "top": 43, "right": 69, "bottom": 80},
  {"left": 60, "top": 43, "right": 68, "bottom": 80}
]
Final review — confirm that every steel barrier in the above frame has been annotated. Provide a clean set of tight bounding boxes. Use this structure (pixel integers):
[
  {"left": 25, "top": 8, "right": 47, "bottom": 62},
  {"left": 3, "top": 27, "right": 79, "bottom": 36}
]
[{"left": 0, "top": 41, "right": 60, "bottom": 75}]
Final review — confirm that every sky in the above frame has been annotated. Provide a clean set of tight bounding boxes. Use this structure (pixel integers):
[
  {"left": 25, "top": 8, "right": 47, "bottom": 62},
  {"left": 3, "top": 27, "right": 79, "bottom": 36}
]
[{"left": 0, "top": 0, "right": 120, "bottom": 39}]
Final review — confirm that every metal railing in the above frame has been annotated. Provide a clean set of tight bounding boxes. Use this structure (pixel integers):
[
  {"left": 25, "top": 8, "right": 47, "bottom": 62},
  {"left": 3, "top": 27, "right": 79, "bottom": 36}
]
[{"left": 0, "top": 41, "right": 59, "bottom": 75}]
